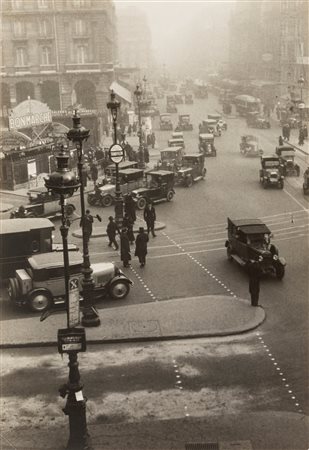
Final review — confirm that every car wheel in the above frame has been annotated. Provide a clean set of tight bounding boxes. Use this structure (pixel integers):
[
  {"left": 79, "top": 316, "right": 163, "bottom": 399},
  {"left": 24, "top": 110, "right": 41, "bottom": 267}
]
[
  {"left": 275, "top": 264, "right": 285, "bottom": 280},
  {"left": 137, "top": 197, "right": 147, "bottom": 210},
  {"left": 65, "top": 204, "right": 75, "bottom": 217},
  {"left": 109, "top": 280, "right": 130, "bottom": 299},
  {"left": 8, "top": 278, "right": 19, "bottom": 301},
  {"left": 101, "top": 195, "right": 113, "bottom": 207},
  {"left": 87, "top": 194, "right": 95, "bottom": 206},
  {"left": 166, "top": 190, "right": 174, "bottom": 201},
  {"left": 185, "top": 176, "right": 193, "bottom": 188},
  {"left": 28, "top": 289, "right": 52, "bottom": 312}
]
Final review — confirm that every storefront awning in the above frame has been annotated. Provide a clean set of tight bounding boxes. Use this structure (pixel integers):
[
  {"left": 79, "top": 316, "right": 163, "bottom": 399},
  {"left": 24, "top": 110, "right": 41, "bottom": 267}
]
[{"left": 110, "top": 81, "right": 132, "bottom": 105}]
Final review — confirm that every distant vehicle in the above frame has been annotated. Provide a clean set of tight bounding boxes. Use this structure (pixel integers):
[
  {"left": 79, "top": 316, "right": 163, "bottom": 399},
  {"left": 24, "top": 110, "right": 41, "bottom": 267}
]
[
  {"left": 156, "top": 147, "right": 184, "bottom": 171},
  {"left": 171, "top": 131, "right": 184, "bottom": 140},
  {"left": 225, "top": 217, "right": 286, "bottom": 279},
  {"left": 104, "top": 161, "right": 138, "bottom": 179},
  {"left": 184, "top": 94, "right": 194, "bottom": 104},
  {"left": 208, "top": 113, "right": 227, "bottom": 130},
  {"left": 303, "top": 169, "right": 309, "bottom": 195},
  {"left": 10, "top": 187, "right": 76, "bottom": 220},
  {"left": 240, "top": 135, "right": 263, "bottom": 157},
  {"left": 193, "top": 81, "right": 208, "bottom": 99},
  {"left": 198, "top": 133, "right": 216, "bottom": 157},
  {"left": 168, "top": 137, "right": 185, "bottom": 149},
  {"left": 202, "top": 119, "right": 221, "bottom": 137},
  {"left": 167, "top": 101, "right": 177, "bottom": 113},
  {"left": 246, "top": 112, "right": 271, "bottom": 129},
  {"left": 7, "top": 251, "right": 133, "bottom": 312},
  {"left": 174, "top": 94, "right": 183, "bottom": 104},
  {"left": 131, "top": 170, "right": 175, "bottom": 210},
  {"left": 259, "top": 155, "right": 284, "bottom": 189},
  {"left": 275, "top": 145, "right": 300, "bottom": 177},
  {"left": 175, "top": 114, "right": 193, "bottom": 131},
  {"left": 176, "top": 153, "right": 206, "bottom": 187},
  {"left": 160, "top": 113, "right": 173, "bottom": 131},
  {"left": 222, "top": 103, "right": 232, "bottom": 115},
  {"left": 235, "top": 95, "right": 261, "bottom": 116},
  {"left": 87, "top": 168, "right": 144, "bottom": 207}
]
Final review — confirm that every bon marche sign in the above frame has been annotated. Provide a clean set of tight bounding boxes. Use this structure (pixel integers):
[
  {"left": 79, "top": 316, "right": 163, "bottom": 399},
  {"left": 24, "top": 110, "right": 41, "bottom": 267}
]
[{"left": 9, "top": 99, "right": 52, "bottom": 130}]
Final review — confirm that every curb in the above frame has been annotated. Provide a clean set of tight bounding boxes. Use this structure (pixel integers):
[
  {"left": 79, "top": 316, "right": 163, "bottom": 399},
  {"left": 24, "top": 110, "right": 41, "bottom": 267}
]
[{"left": 72, "top": 221, "right": 166, "bottom": 238}]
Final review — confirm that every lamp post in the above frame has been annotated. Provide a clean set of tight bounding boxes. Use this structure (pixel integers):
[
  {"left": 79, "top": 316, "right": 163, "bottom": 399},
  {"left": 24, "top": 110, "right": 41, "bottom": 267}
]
[
  {"left": 45, "top": 148, "right": 92, "bottom": 450},
  {"left": 134, "top": 84, "right": 144, "bottom": 169},
  {"left": 298, "top": 76, "right": 305, "bottom": 126},
  {"left": 107, "top": 90, "right": 124, "bottom": 229},
  {"left": 67, "top": 111, "right": 101, "bottom": 327}
]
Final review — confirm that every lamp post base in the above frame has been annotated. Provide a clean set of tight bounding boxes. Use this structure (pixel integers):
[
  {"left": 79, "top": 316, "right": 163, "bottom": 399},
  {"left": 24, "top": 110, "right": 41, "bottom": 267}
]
[{"left": 81, "top": 308, "right": 101, "bottom": 327}]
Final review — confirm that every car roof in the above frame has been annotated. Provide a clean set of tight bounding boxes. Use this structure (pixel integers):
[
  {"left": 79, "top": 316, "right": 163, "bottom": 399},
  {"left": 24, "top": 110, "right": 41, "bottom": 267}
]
[
  {"left": 208, "top": 114, "right": 221, "bottom": 118},
  {"left": 148, "top": 170, "right": 174, "bottom": 176},
  {"left": 106, "top": 161, "right": 138, "bottom": 169},
  {"left": 160, "top": 113, "right": 171, "bottom": 117},
  {"left": 169, "top": 138, "right": 184, "bottom": 143},
  {"left": 161, "top": 146, "right": 182, "bottom": 152},
  {"left": 183, "top": 153, "right": 203, "bottom": 159},
  {"left": 228, "top": 218, "right": 271, "bottom": 234},
  {"left": 276, "top": 145, "right": 295, "bottom": 152},
  {"left": 261, "top": 155, "right": 279, "bottom": 160},
  {"left": 203, "top": 119, "right": 217, "bottom": 124},
  {"left": 179, "top": 114, "right": 190, "bottom": 118},
  {"left": 28, "top": 251, "right": 83, "bottom": 269},
  {"left": 119, "top": 168, "right": 144, "bottom": 175},
  {"left": 0, "top": 218, "right": 54, "bottom": 235},
  {"left": 199, "top": 133, "right": 214, "bottom": 139}
]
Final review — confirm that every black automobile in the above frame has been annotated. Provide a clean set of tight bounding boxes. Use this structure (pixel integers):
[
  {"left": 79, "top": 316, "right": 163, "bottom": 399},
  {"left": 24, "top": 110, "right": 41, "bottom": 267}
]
[
  {"left": 225, "top": 217, "right": 286, "bottom": 279},
  {"left": 175, "top": 114, "right": 193, "bottom": 131},
  {"left": 275, "top": 145, "right": 300, "bottom": 177},
  {"left": 131, "top": 170, "right": 175, "bottom": 209},
  {"left": 198, "top": 133, "right": 216, "bottom": 157},
  {"left": 246, "top": 112, "right": 271, "bottom": 129},
  {"left": 259, "top": 156, "right": 284, "bottom": 189},
  {"left": 176, "top": 154, "right": 206, "bottom": 187}
]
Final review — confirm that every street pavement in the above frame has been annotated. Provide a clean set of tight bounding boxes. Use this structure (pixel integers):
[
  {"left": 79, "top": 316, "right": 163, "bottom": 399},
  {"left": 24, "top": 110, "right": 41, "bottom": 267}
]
[{"left": 1, "top": 92, "right": 308, "bottom": 450}]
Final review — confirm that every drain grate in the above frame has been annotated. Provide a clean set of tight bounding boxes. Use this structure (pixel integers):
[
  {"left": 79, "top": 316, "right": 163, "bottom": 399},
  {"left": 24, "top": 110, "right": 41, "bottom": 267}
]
[{"left": 185, "top": 444, "right": 219, "bottom": 450}]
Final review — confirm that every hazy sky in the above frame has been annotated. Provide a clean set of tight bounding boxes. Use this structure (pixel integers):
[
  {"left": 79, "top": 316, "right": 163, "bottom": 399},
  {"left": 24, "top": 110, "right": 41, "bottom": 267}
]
[{"left": 115, "top": 1, "right": 234, "bottom": 66}]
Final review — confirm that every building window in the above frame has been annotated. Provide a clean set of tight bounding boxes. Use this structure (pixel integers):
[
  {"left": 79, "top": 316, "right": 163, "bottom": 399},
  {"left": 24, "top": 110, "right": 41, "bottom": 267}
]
[
  {"left": 39, "top": 19, "right": 52, "bottom": 36},
  {"left": 16, "top": 47, "right": 27, "bottom": 66},
  {"left": 11, "top": 0, "right": 23, "bottom": 9},
  {"left": 38, "top": 0, "right": 48, "bottom": 7},
  {"left": 74, "top": 19, "right": 87, "bottom": 36},
  {"left": 41, "top": 46, "right": 52, "bottom": 65},
  {"left": 76, "top": 45, "right": 87, "bottom": 64},
  {"left": 13, "top": 21, "right": 26, "bottom": 37}
]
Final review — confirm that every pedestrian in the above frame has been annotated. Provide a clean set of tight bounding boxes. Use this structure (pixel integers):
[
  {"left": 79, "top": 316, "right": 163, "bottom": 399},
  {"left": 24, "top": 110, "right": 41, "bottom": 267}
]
[
  {"left": 151, "top": 132, "right": 156, "bottom": 149},
  {"left": 124, "top": 194, "right": 136, "bottom": 223},
  {"left": 298, "top": 127, "right": 305, "bottom": 146},
  {"left": 106, "top": 216, "right": 119, "bottom": 250},
  {"left": 144, "top": 202, "right": 156, "bottom": 237},
  {"left": 278, "top": 136, "right": 284, "bottom": 146},
  {"left": 120, "top": 228, "right": 131, "bottom": 267},
  {"left": 127, "top": 124, "right": 132, "bottom": 136},
  {"left": 132, "top": 122, "right": 137, "bottom": 136},
  {"left": 80, "top": 209, "right": 94, "bottom": 244},
  {"left": 147, "top": 133, "right": 152, "bottom": 147},
  {"left": 135, "top": 226, "right": 149, "bottom": 267},
  {"left": 123, "top": 213, "right": 135, "bottom": 244},
  {"left": 247, "top": 258, "right": 262, "bottom": 307},
  {"left": 90, "top": 162, "right": 98, "bottom": 186},
  {"left": 144, "top": 146, "right": 150, "bottom": 164},
  {"left": 303, "top": 124, "right": 308, "bottom": 140}
]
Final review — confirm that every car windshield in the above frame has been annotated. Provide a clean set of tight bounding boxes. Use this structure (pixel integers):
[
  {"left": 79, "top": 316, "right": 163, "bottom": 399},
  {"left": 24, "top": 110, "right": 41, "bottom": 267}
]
[
  {"left": 264, "top": 160, "right": 280, "bottom": 167},
  {"left": 161, "top": 151, "right": 177, "bottom": 159}
]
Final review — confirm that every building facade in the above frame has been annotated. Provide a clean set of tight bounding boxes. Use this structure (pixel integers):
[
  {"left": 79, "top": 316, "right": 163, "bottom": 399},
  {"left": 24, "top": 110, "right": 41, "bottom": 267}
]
[{"left": 0, "top": 0, "right": 117, "bottom": 143}]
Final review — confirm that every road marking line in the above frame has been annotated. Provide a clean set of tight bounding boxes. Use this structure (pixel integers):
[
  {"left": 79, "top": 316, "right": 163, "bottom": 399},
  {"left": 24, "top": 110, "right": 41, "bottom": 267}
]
[{"left": 283, "top": 188, "right": 308, "bottom": 211}]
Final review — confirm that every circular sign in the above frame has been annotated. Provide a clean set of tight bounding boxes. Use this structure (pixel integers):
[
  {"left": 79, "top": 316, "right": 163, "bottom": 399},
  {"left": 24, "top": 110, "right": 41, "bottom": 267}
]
[
  {"left": 109, "top": 144, "right": 124, "bottom": 164},
  {"left": 298, "top": 102, "right": 305, "bottom": 109}
]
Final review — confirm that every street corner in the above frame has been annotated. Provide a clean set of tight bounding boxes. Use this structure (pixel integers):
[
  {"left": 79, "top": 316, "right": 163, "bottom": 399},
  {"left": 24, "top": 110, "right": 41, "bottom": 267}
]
[
  {"left": 71, "top": 221, "right": 166, "bottom": 238},
  {"left": 0, "top": 202, "right": 14, "bottom": 213}
]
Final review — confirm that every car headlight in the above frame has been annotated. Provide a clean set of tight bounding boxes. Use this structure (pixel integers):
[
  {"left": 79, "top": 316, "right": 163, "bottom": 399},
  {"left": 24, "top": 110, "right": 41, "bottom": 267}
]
[{"left": 273, "top": 254, "right": 279, "bottom": 261}]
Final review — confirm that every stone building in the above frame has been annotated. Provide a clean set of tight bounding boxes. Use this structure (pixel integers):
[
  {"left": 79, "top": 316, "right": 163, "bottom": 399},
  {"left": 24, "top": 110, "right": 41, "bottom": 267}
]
[{"left": 0, "top": 0, "right": 117, "bottom": 143}]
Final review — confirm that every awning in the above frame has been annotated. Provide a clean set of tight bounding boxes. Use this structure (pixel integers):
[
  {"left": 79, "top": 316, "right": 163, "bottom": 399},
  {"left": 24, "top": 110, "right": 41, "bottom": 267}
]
[{"left": 110, "top": 81, "right": 132, "bottom": 105}]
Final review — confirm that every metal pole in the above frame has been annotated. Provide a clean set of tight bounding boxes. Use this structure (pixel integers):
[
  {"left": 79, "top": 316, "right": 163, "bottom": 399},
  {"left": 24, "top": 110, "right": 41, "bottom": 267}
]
[
  {"left": 60, "top": 194, "right": 70, "bottom": 330},
  {"left": 112, "top": 109, "right": 123, "bottom": 228}
]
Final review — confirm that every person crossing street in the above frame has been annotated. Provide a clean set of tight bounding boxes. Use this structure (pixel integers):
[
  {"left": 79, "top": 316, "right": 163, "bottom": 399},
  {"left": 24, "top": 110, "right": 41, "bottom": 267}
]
[
  {"left": 135, "top": 227, "right": 149, "bottom": 267},
  {"left": 144, "top": 202, "right": 156, "bottom": 237},
  {"left": 106, "top": 216, "right": 120, "bottom": 250}
]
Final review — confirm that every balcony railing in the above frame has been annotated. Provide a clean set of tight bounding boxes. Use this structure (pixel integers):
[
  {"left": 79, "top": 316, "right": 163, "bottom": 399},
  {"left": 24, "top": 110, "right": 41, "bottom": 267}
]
[{"left": 64, "top": 62, "right": 101, "bottom": 73}]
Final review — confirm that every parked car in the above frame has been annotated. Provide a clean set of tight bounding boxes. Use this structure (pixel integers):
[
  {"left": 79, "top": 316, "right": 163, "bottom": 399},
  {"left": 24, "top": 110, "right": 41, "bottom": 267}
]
[
  {"left": 10, "top": 187, "right": 76, "bottom": 220},
  {"left": 176, "top": 154, "right": 206, "bottom": 187},
  {"left": 168, "top": 137, "right": 185, "bottom": 149},
  {"left": 175, "top": 114, "right": 193, "bottom": 131},
  {"left": 185, "top": 94, "right": 193, "bottom": 104},
  {"left": 198, "top": 133, "right": 216, "bottom": 157},
  {"left": 167, "top": 101, "right": 177, "bottom": 113},
  {"left": 259, "top": 155, "right": 284, "bottom": 189},
  {"left": 246, "top": 112, "right": 271, "bottom": 129},
  {"left": 156, "top": 147, "right": 184, "bottom": 171},
  {"left": 303, "top": 169, "right": 309, "bottom": 195},
  {"left": 160, "top": 113, "right": 173, "bottom": 131},
  {"left": 208, "top": 113, "right": 227, "bottom": 130},
  {"left": 201, "top": 119, "right": 221, "bottom": 137},
  {"left": 240, "top": 135, "right": 263, "bottom": 157},
  {"left": 275, "top": 145, "right": 300, "bottom": 177},
  {"left": 87, "top": 168, "right": 144, "bottom": 207},
  {"left": 225, "top": 217, "right": 286, "bottom": 279},
  {"left": 7, "top": 251, "right": 133, "bottom": 312},
  {"left": 131, "top": 170, "right": 175, "bottom": 209}
]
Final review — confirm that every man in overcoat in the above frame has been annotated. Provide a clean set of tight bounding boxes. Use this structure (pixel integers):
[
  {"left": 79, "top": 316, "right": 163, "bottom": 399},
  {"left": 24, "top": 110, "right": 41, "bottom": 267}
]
[
  {"left": 247, "top": 258, "right": 262, "bottom": 306},
  {"left": 135, "top": 227, "right": 149, "bottom": 267},
  {"left": 120, "top": 228, "right": 131, "bottom": 267},
  {"left": 144, "top": 202, "right": 156, "bottom": 237}
]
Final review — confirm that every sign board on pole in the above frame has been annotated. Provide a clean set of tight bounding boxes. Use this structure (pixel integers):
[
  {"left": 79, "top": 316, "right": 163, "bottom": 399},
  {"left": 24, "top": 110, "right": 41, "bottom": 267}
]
[
  {"left": 9, "top": 99, "right": 52, "bottom": 130},
  {"left": 109, "top": 143, "right": 124, "bottom": 164},
  {"left": 68, "top": 277, "right": 80, "bottom": 328}
]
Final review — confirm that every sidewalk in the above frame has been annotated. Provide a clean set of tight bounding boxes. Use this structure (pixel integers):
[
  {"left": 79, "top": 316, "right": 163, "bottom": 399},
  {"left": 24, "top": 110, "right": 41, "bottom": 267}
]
[{"left": 0, "top": 295, "right": 265, "bottom": 348}]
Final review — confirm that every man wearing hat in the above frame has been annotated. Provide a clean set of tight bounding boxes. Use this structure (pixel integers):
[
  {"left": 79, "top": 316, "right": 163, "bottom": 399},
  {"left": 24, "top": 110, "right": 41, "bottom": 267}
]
[
  {"left": 247, "top": 257, "right": 263, "bottom": 306},
  {"left": 106, "top": 216, "right": 119, "bottom": 250},
  {"left": 135, "top": 227, "right": 149, "bottom": 267}
]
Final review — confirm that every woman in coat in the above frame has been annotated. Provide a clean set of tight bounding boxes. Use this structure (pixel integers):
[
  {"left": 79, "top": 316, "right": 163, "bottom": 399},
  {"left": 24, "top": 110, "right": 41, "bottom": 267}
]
[{"left": 135, "top": 227, "right": 149, "bottom": 267}]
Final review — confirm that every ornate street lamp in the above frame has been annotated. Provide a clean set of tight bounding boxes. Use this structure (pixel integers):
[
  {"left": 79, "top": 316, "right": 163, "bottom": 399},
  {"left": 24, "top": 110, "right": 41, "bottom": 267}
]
[
  {"left": 134, "top": 83, "right": 145, "bottom": 168},
  {"left": 107, "top": 90, "right": 124, "bottom": 229},
  {"left": 45, "top": 148, "right": 92, "bottom": 450},
  {"left": 67, "top": 111, "right": 101, "bottom": 328}
]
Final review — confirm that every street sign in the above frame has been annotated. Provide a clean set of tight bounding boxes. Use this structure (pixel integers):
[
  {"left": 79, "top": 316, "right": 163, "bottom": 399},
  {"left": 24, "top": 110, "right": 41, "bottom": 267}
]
[
  {"left": 298, "top": 102, "right": 305, "bottom": 109},
  {"left": 109, "top": 143, "right": 124, "bottom": 164},
  {"left": 69, "top": 277, "right": 80, "bottom": 328},
  {"left": 58, "top": 328, "right": 86, "bottom": 354}
]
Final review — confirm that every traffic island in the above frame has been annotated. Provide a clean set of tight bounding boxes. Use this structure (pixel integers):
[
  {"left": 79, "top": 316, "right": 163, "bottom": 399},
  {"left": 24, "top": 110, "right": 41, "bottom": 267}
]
[{"left": 72, "top": 220, "right": 166, "bottom": 238}]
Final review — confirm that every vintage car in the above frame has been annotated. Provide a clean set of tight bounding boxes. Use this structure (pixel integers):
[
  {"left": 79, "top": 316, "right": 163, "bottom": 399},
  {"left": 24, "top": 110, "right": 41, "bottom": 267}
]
[
  {"left": 259, "top": 155, "right": 284, "bottom": 189},
  {"left": 172, "top": 131, "right": 184, "bottom": 140},
  {"left": 10, "top": 187, "right": 76, "bottom": 220},
  {"left": 103, "top": 161, "right": 138, "bottom": 179},
  {"left": 88, "top": 168, "right": 144, "bottom": 207},
  {"left": 160, "top": 113, "right": 173, "bottom": 131},
  {"left": 131, "top": 170, "right": 175, "bottom": 210},
  {"left": 275, "top": 145, "right": 300, "bottom": 177},
  {"left": 167, "top": 101, "right": 177, "bottom": 114},
  {"left": 7, "top": 251, "right": 133, "bottom": 312},
  {"left": 185, "top": 94, "right": 193, "bottom": 104},
  {"left": 176, "top": 154, "right": 206, "bottom": 187},
  {"left": 222, "top": 103, "right": 232, "bottom": 115},
  {"left": 168, "top": 137, "right": 185, "bottom": 149},
  {"left": 246, "top": 112, "right": 271, "bottom": 129},
  {"left": 240, "top": 135, "right": 263, "bottom": 157},
  {"left": 225, "top": 218, "right": 286, "bottom": 279},
  {"left": 156, "top": 147, "right": 184, "bottom": 171},
  {"left": 174, "top": 94, "right": 183, "bottom": 104},
  {"left": 198, "top": 133, "right": 216, "bottom": 157},
  {"left": 201, "top": 119, "right": 221, "bottom": 137},
  {"left": 208, "top": 113, "right": 227, "bottom": 130},
  {"left": 303, "top": 169, "right": 309, "bottom": 195},
  {"left": 175, "top": 114, "right": 193, "bottom": 131}
]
